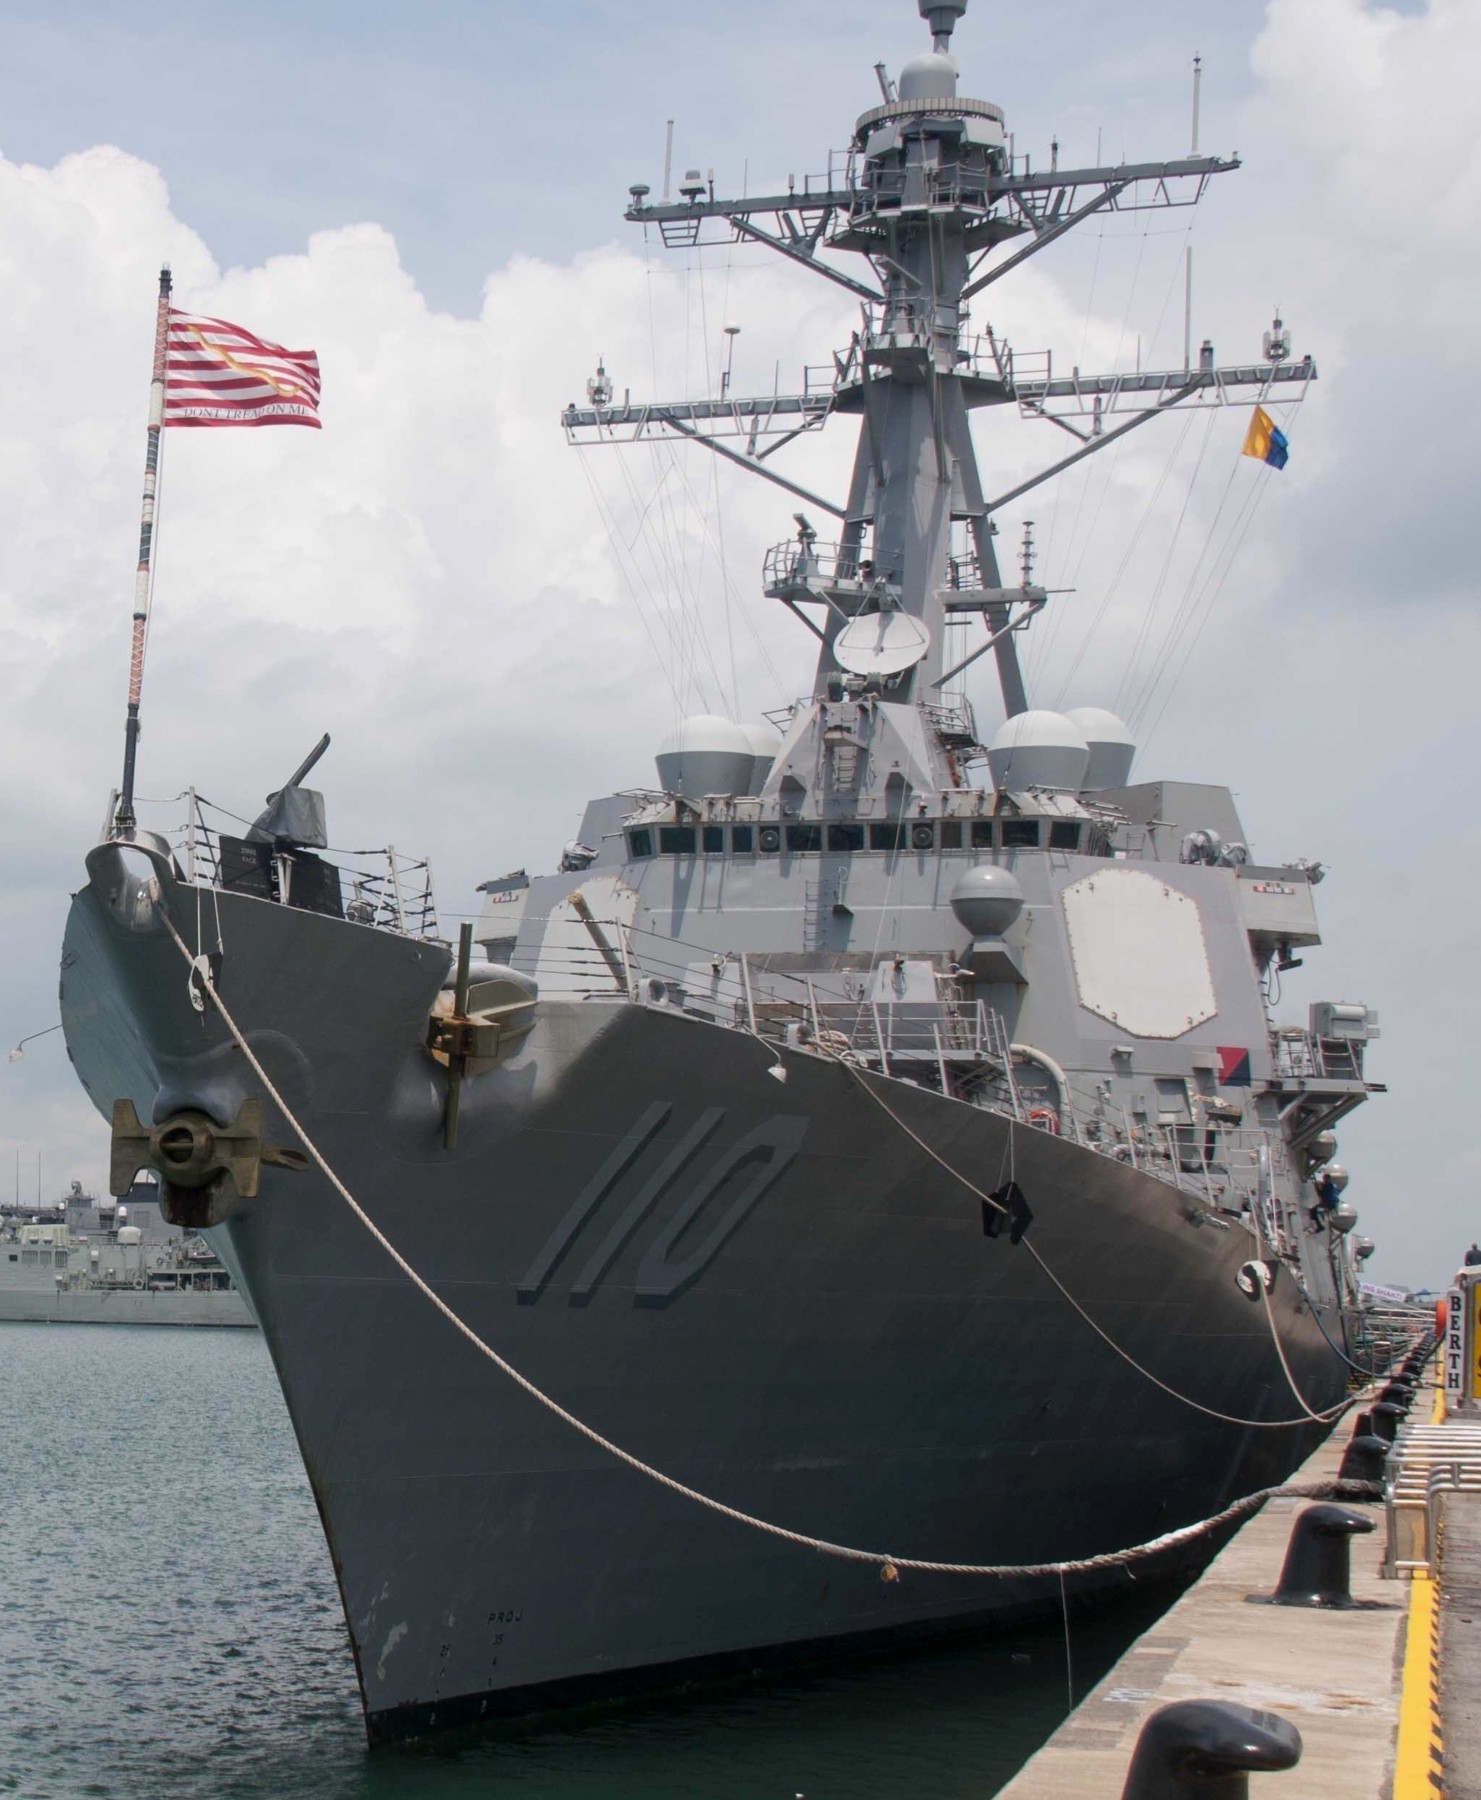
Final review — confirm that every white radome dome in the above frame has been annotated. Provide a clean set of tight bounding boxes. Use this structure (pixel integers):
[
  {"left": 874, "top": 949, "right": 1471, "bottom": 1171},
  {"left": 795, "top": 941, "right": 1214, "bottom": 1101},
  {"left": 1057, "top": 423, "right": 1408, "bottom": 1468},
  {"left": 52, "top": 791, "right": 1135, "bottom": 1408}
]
[
  {"left": 950, "top": 865, "right": 1025, "bottom": 937},
  {"left": 987, "top": 710, "right": 1090, "bottom": 794},
  {"left": 739, "top": 722, "right": 780, "bottom": 796},
  {"left": 898, "top": 51, "right": 958, "bottom": 101},
  {"left": 655, "top": 715, "right": 754, "bottom": 800},
  {"left": 1064, "top": 706, "right": 1136, "bottom": 791}
]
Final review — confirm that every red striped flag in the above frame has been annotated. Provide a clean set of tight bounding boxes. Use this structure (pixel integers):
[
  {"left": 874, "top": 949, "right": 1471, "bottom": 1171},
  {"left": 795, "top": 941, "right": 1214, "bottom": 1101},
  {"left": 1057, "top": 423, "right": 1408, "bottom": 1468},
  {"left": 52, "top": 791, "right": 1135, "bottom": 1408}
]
[{"left": 165, "top": 310, "right": 321, "bottom": 428}]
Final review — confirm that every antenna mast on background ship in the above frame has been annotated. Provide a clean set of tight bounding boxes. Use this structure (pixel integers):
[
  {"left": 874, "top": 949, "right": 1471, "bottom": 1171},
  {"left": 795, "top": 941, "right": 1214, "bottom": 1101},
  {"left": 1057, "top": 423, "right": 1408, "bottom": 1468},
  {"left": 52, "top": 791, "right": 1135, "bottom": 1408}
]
[{"left": 564, "top": 0, "right": 1314, "bottom": 726}]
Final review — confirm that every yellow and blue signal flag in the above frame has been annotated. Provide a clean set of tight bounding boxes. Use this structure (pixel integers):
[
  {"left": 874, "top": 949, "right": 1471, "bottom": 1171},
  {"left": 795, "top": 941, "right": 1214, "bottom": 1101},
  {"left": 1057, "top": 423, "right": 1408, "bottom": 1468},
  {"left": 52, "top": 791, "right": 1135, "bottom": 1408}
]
[{"left": 1241, "top": 405, "right": 1289, "bottom": 469}]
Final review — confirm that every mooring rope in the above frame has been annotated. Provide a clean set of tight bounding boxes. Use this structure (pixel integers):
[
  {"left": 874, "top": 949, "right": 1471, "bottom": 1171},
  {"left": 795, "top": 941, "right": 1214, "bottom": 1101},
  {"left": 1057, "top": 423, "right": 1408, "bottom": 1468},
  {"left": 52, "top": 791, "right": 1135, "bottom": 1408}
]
[
  {"left": 822, "top": 1052, "right": 1352, "bottom": 1428},
  {"left": 161, "top": 913, "right": 1368, "bottom": 1580}
]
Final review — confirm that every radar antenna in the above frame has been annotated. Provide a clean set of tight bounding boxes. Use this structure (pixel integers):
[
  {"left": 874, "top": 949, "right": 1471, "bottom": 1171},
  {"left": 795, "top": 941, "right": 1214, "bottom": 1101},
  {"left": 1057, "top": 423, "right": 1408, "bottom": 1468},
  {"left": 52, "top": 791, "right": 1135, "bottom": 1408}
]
[{"left": 563, "top": 0, "right": 1317, "bottom": 722}]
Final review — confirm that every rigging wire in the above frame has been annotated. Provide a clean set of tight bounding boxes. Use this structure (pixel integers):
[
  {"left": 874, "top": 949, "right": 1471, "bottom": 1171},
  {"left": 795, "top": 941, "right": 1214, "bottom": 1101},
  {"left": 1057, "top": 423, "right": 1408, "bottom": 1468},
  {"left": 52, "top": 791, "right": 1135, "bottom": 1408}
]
[
  {"left": 1129, "top": 386, "right": 1310, "bottom": 747},
  {"left": 641, "top": 234, "right": 709, "bottom": 720},
  {"left": 660, "top": 446, "right": 788, "bottom": 699},
  {"left": 1028, "top": 218, "right": 1193, "bottom": 695},
  {"left": 694, "top": 245, "right": 743, "bottom": 717},
  {"left": 1117, "top": 453, "right": 1245, "bottom": 729},
  {"left": 1110, "top": 407, "right": 1218, "bottom": 718},
  {"left": 574, "top": 458, "right": 687, "bottom": 714},
  {"left": 1050, "top": 407, "right": 1198, "bottom": 708}
]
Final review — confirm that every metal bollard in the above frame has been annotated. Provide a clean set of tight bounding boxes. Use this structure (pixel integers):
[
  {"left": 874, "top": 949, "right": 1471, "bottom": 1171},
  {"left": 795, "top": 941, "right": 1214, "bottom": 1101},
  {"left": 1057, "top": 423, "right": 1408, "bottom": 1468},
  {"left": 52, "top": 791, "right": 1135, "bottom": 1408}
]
[
  {"left": 1258, "top": 1503, "right": 1374, "bottom": 1608},
  {"left": 1367, "top": 1399, "right": 1405, "bottom": 1444},
  {"left": 1338, "top": 1430, "right": 1389, "bottom": 1483},
  {"left": 1120, "top": 1699, "right": 1301, "bottom": 1799},
  {"left": 1380, "top": 1381, "right": 1414, "bottom": 1410}
]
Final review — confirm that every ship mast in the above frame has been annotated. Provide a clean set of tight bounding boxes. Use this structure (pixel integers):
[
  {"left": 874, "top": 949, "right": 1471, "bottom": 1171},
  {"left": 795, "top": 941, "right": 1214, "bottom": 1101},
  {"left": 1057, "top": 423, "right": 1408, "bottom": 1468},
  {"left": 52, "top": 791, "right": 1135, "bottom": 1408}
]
[{"left": 564, "top": 0, "right": 1314, "bottom": 727}]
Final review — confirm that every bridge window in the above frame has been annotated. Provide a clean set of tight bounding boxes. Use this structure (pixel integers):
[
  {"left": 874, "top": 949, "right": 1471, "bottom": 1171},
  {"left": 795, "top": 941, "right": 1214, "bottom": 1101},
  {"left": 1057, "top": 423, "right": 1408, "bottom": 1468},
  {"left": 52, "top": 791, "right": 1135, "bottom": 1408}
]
[
  {"left": 702, "top": 826, "right": 726, "bottom": 854},
  {"left": 940, "top": 821, "right": 963, "bottom": 849},
  {"left": 1003, "top": 819, "right": 1041, "bottom": 849},
  {"left": 785, "top": 824, "right": 823, "bottom": 853},
  {"left": 827, "top": 823, "right": 865, "bottom": 852},
  {"left": 732, "top": 825, "right": 755, "bottom": 854},
  {"left": 1049, "top": 821, "right": 1082, "bottom": 851},
  {"left": 659, "top": 826, "right": 697, "bottom": 856},
  {"left": 971, "top": 820, "right": 995, "bottom": 848},
  {"left": 628, "top": 829, "right": 654, "bottom": 859},
  {"left": 869, "top": 822, "right": 903, "bottom": 851}
]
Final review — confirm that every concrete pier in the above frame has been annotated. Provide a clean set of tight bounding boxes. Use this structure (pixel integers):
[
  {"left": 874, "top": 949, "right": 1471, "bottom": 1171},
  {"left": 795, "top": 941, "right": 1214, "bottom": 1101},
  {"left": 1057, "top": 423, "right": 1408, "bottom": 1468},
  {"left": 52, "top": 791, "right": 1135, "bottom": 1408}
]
[
  {"left": 992, "top": 1359, "right": 1481, "bottom": 1797},
  {"left": 994, "top": 1416, "right": 1409, "bottom": 1798}
]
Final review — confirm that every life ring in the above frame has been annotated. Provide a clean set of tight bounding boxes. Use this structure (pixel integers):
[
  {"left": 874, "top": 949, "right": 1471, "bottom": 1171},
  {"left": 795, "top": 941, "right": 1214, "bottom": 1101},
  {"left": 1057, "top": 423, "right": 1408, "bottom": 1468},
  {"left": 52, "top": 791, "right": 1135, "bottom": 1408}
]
[
  {"left": 1027, "top": 1106, "right": 1060, "bottom": 1134},
  {"left": 132, "top": 1278, "right": 145, "bottom": 1290},
  {"left": 154, "top": 1254, "right": 166, "bottom": 1268}
]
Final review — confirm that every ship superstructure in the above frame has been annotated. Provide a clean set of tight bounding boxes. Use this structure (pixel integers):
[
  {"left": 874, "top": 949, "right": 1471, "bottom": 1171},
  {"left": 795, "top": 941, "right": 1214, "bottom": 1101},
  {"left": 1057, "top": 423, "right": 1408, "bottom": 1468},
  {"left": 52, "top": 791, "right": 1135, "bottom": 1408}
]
[
  {"left": 0, "top": 1180, "right": 252, "bottom": 1327},
  {"left": 60, "top": 0, "right": 1382, "bottom": 1744}
]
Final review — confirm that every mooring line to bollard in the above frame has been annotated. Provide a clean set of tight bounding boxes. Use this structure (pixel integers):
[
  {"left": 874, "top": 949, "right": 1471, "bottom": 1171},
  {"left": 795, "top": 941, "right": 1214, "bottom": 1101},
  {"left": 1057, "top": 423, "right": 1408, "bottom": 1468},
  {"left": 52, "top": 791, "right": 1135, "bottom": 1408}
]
[
  {"left": 826, "top": 1052, "right": 1353, "bottom": 1429},
  {"left": 161, "top": 912, "right": 1373, "bottom": 1580}
]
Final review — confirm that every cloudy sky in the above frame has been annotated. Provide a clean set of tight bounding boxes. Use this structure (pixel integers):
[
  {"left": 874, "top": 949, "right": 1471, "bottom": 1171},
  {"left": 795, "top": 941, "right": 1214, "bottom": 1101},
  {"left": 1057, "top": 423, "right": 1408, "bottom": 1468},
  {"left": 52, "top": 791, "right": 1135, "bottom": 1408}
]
[{"left": 0, "top": 0, "right": 1473, "bottom": 1289}]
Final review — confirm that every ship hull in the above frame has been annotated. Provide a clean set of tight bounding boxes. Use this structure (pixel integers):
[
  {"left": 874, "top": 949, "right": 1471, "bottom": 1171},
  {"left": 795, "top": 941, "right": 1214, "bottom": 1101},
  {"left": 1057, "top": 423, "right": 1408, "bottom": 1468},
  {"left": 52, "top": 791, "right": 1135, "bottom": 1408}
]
[
  {"left": 60, "top": 858, "right": 1345, "bottom": 1741},
  {"left": 0, "top": 1286, "right": 253, "bottom": 1327}
]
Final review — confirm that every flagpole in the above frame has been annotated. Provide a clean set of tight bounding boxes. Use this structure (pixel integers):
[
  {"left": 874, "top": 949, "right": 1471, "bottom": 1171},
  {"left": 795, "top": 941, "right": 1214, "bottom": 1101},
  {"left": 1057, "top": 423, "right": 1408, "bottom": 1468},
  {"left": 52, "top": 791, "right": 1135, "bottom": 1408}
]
[{"left": 113, "top": 264, "right": 172, "bottom": 839}]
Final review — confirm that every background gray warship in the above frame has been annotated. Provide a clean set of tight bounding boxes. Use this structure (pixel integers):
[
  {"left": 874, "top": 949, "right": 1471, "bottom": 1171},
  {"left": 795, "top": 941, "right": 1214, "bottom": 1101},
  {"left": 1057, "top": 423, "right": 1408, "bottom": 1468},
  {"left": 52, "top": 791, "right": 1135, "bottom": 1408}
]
[
  {"left": 60, "top": 0, "right": 1381, "bottom": 1744},
  {"left": 0, "top": 1179, "right": 252, "bottom": 1327}
]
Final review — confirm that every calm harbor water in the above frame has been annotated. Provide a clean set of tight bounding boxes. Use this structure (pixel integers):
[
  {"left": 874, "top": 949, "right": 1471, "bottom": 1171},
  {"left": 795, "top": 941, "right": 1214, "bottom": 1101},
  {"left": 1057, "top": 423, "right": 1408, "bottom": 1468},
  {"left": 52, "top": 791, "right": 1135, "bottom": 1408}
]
[{"left": 0, "top": 1325, "right": 1170, "bottom": 1800}]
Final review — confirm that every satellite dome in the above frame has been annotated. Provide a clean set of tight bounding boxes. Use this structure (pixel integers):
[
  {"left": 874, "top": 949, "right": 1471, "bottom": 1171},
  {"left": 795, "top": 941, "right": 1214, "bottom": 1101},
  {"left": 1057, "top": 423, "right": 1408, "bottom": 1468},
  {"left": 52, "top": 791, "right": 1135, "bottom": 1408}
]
[
  {"left": 740, "top": 722, "right": 780, "bottom": 796},
  {"left": 987, "top": 710, "right": 1089, "bottom": 793},
  {"left": 898, "top": 51, "right": 958, "bottom": 102},
  {"left": 950, "top": 865, "right": 1024, "bottom": 937},
  {"left": 1064, "top": 706, "right": 1136, "bottom": 791},
  {"left": 655, "top": 715, "right": 754, "bottom": 800}
]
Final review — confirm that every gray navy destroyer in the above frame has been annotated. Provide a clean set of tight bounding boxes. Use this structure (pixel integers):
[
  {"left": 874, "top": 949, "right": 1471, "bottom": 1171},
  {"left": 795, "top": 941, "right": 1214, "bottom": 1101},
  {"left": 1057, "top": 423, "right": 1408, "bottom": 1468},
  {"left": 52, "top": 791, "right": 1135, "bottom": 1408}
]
[{"left": 60, "top": 0, "right": 1385, "bottom": 1743}]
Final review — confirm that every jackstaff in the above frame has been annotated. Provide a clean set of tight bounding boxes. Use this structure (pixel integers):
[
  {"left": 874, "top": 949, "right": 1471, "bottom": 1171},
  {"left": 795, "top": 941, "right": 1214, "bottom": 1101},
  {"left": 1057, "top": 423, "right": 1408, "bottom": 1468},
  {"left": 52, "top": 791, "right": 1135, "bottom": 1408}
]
[
  {"left": 114, "top": 264, "right": 172, "bottom": 839},
  {"left": 111, "top": 274, "right": 322, "bottom": 839}
]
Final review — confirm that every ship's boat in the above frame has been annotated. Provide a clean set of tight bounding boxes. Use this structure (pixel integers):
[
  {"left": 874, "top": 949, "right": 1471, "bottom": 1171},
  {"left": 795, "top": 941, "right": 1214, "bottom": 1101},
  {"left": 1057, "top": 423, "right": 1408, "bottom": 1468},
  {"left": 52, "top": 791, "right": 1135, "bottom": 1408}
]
[{"left": 61, "top": 0, "right": 1383, "bottom": 1744}]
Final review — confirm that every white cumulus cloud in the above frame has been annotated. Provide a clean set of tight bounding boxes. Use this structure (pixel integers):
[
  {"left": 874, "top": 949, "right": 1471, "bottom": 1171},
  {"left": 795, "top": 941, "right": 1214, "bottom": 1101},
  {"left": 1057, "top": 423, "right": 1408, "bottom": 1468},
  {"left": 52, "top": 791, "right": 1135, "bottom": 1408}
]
[{"left": 0, "top": 0, "right": 1475, "bottom": 1289}]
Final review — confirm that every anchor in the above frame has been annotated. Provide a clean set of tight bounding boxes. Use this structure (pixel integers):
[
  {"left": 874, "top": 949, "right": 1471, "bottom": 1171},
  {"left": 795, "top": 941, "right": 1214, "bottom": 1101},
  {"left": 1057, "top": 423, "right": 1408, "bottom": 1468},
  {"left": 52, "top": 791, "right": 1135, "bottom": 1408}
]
[{"left": 109, "top": 1095, "right": 308, "bottom": 1229}]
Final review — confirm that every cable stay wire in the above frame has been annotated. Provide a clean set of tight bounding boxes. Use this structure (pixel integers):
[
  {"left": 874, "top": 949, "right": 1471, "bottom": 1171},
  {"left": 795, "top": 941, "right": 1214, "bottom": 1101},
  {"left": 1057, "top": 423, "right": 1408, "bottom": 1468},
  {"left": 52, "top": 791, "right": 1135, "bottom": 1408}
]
[
  {"left": 1110, "top": 407, "right": 1219, "bottom": 719},
  {"left": 575, "top": 458, "right": 689, "bottom": 714},
  {"left": 1050, "top": 408, "right": 1199, "bottom": 710},
  {"left": 1127, "top": 386, "right": 1309, "bottom": 744},
  {"left": 1026, "top": 219, "right": 1196, "bottom": 698}
]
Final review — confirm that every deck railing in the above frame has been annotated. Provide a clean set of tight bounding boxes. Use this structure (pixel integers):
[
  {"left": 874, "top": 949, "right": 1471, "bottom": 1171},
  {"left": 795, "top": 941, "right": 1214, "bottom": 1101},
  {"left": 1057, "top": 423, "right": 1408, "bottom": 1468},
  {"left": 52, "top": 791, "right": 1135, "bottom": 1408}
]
[{"left": 125, "top": 789, "right": 443, "bottom": 942}]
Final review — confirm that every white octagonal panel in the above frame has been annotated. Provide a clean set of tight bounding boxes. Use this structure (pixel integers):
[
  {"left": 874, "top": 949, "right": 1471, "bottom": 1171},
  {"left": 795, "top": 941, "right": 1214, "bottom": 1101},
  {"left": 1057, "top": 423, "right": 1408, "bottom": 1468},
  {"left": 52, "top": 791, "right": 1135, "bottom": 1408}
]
[{"left": 1060, "top": 868, "right": 1217, "bottom": 1039}]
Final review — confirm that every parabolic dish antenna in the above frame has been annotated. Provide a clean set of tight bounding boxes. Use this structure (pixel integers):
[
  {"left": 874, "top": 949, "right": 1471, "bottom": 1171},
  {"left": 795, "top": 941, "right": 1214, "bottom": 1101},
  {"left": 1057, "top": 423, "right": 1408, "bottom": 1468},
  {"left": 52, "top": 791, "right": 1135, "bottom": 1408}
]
[{"left": 834, "top": 611, "right": 931, "bottom": 677}]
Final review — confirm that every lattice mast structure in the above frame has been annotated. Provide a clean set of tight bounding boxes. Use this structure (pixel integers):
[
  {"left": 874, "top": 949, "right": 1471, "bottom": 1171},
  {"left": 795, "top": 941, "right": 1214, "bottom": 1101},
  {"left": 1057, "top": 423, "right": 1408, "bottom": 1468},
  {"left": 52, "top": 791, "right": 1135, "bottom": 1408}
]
[{"left": 564, "top": 0, "right": 1314, "bottom": 725}]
